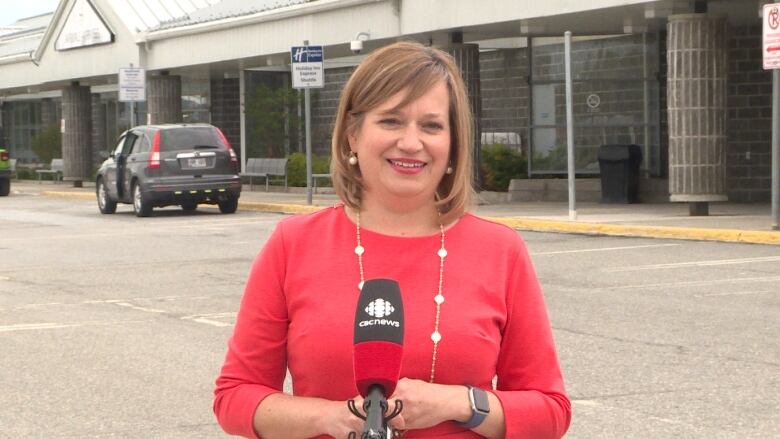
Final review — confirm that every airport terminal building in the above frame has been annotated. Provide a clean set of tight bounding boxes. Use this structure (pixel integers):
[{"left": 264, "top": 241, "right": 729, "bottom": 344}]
[{"left": 0, "top": 0, "right": 774, "bottom": 204}]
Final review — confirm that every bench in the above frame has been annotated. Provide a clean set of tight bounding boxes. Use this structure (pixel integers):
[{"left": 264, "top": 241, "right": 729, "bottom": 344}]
[
  {"left": 312, "top": 173, "right": 331, "bottom": 194},
  {"left": 36, "top": 158, "right": 63, "bottom": 183},
  {"left": 243, "top": 158, "right": 288, "bottom": 191}
]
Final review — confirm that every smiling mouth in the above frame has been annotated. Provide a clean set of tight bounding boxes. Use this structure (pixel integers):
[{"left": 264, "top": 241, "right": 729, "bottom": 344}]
[{"left": 388, "top": 160, "right": 425, "bottom": 169}]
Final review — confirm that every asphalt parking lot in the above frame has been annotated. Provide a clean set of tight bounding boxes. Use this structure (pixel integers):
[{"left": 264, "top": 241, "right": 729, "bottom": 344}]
[{"left": 1, "top": 192, "right": 778, "bottom": 438}]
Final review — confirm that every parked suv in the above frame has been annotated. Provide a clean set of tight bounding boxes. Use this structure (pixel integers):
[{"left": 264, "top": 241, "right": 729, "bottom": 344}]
[
  {"left": 0, "top": 147, "right": 10, "bottom": 197},
  {"left": 95, "top": 124, "right": 241, "bottom": 217}
]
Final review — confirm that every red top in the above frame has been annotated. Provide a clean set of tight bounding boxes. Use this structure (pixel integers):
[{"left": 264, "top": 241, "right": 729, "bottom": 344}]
[{"left": 214, "top": 206, "right": 570, "bottom": 438}]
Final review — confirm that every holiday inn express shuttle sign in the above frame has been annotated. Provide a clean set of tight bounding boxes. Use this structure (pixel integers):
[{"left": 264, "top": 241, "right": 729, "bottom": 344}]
[{"left": 290, "top": 45, "right": 324, "bottom": 89}]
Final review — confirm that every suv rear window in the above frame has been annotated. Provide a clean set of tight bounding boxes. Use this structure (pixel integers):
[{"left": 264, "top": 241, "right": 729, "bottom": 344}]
[{"left": 160, "top": 127, "right": 225, "bottom": 152}]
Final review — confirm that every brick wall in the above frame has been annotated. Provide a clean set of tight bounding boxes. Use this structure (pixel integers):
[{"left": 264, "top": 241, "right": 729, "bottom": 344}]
[
  {"left": 210, "top": 78, "right": 241, "bottom": 159},
  {"left": 727, "top": 24, "right": 772, "bottom": 202},
  {"left": 311, "top": 66, "right": 355, "bottom": 156}
]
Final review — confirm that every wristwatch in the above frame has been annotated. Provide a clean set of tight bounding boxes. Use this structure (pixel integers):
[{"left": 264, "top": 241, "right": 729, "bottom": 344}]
[{"left": 456, "top": 385, "right": 490, "bottom": 429}]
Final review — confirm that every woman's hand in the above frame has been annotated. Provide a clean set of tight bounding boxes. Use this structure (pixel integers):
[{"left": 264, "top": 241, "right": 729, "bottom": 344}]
[
  {"left": 387, "top": 378, "right": 471, "bottom": 431},
  {"left": 318, "top": 396, "right": 367, "bottom": 439}
]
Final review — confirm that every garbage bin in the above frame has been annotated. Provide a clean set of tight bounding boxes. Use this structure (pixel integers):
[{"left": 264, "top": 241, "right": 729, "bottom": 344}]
[{"left": 598, "top": 144, "right": 642, "bottom": 203}]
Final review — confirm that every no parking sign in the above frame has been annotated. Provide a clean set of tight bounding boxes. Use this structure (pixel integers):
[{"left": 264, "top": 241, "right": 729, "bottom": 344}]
[{"left": 763, "top": 3, "right": 780, "bottom": 69}]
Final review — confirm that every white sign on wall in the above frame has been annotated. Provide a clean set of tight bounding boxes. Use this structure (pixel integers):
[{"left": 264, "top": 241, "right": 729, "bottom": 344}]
[
  {"left": 764, "top": 3, "right": 780, "bottom": 70},
  {"left": 55, "top": 0, "right": 113, "bottom": 51},
  {"left": 119, "top": 68, "right": 146, "bottom": 102}
]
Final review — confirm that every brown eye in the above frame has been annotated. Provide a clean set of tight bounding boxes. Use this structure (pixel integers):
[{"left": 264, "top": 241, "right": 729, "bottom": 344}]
[{"left": 379, "top": 118, "right": 401, "bottom": 126}]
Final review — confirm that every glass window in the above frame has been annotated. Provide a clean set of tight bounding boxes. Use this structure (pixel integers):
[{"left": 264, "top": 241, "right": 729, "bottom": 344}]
[
  {"left": 129, "top": 135, "right": 145, "bottom": 155},
  {"left": 182, "top": 77, "right": 211, "bottom": 123},
  {"left": 136, "top": 134, "right": 151, "bottom": 154},
  {"left": 119, "top": 134, "right": 136, "bottom": 155},
  {"left": 529, "top": 33, "right": 661, "bottom": 175},
  {"left": 160, "top": 127, "right": 223, "bottom": 152},
  {"left": 113, "top": 136, "right": 126, "bottom": 156}
]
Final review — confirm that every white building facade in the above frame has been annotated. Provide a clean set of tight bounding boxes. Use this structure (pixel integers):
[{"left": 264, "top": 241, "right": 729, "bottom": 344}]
[{"left": 0, "top": 0, "right": 773, "bottom": 202}]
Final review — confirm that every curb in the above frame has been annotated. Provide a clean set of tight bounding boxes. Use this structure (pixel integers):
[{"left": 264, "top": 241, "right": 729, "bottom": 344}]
[
  {"left": 39, "top": 191, "right": 780, "bottom": 245},
  {"left": 488, "top": 217, "right": 780, "bottom": 246}
]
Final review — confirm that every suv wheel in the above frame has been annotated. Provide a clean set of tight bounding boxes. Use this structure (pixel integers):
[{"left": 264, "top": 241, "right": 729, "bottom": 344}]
[
  {"left": 0, "top": 178, "right": 9, "bottom": 197},
  {"left": 181, "top": 202, "right": 198, "bottom": 212},
  {"left": 218, "top": 197, "right": 238, "bottom": 214},
  {"left": 96, "top": 178, "right": 117, "bottom": 214},
  {"left": 132, "top": 182, "right": 153, "bottom": 217}
]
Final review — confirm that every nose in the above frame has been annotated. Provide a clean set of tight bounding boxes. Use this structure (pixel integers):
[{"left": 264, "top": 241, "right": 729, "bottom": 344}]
[{"left": 396, "top": 124, "right": 423, "bottom": 153}]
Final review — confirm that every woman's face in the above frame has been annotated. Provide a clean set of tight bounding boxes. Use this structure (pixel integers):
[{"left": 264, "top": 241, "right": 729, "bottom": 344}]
[{"left": 348, "top": 80, "right": 451, "bottom": 208}]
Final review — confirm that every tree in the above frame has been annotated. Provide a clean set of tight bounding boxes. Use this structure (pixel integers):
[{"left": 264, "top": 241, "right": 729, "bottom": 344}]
[{"left": 245, "top": 84, "right": 302, "bottom": 158}]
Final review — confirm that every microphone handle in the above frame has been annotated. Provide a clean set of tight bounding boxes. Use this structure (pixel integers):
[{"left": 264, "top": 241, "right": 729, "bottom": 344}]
[{"left": 362, "top": 385, "right": 389, "bottom": 439}]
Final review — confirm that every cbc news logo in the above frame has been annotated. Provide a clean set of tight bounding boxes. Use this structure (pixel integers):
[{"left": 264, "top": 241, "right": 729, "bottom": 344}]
[{"left": 365, "top": 298, "right": 395, "bottom": 318}]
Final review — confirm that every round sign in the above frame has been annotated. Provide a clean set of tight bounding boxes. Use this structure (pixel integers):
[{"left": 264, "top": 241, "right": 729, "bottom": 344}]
[
  {"left": 770, "top": 7, "right": 779, "bottom": 30},
  {"left": 586, "top": 94, "right": 601, "bottom": 109}
]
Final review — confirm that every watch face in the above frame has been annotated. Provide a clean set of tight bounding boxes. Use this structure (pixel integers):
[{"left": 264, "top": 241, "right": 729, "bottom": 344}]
[{"left": 472, "top": 388, "right": 490, "bottom": 414}]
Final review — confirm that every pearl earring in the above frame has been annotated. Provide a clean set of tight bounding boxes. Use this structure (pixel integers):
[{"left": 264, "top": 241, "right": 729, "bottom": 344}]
[
  {"left": 446, "top": 166, "right": 453, "bottom": 175},
  {"left": 348, "top": 152, "right": 358, "bottom": 165}
]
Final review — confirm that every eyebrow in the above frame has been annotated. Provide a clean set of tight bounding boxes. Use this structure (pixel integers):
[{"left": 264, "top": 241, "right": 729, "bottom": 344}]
[{"left": 375, "top": 110, "right": 444, "bottom": 118}]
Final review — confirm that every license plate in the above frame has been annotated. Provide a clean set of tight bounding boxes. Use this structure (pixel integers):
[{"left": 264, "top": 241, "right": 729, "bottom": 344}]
[{"left": 188, "top": 158, "right": 207, "bottom": 168}]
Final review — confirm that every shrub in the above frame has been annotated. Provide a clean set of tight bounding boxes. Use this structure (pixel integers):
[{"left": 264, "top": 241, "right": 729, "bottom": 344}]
[
  {"left": 480, "top": 144, "right": 527, "bottom": 191},
  {"left": 31, "top": 125, "right": 61, "bottom": 164},
  {"left": 287, "top": 152, "right": 331, "bottom": 187}
]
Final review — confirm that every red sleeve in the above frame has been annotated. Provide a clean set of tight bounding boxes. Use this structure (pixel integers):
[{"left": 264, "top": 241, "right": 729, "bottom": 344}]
[
  {"left": 492, "top": 235, "right": 571, "bottom": 438},
  {"left": 213, "top": 223, "right": 289, "bottom": 439}
]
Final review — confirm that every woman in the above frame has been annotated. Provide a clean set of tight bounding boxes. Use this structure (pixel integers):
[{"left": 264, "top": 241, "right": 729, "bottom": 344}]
[{"left": 214, "top": 41, "right": 570, "bottom": 438}]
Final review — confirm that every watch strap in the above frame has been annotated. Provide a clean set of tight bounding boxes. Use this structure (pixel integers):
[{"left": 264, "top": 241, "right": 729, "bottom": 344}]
[{"left": 456, "top": 385, "right": 490, "bottom": 429}]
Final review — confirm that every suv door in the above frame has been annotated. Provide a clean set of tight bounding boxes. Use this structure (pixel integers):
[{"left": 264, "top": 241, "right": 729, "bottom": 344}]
[
  {"left": 115, "top": 132, "right": 137, "bottom": 201},
  {"left": 124, "top": 131, "right": 150, "bottom": 196},
  {"left": 105, "top": 134, "right": 131, "bottom": 200}
]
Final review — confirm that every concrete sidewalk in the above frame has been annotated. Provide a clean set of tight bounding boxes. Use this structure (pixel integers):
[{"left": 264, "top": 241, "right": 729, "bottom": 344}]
[{"left": 10, "top": 180, "right": 780, "bottom": 245}]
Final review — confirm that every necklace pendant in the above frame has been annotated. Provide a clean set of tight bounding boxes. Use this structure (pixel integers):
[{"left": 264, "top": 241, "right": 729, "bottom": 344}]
[
  {"left": 434, "top": 294, "right": 445, "bottom": 304},
  {"left": 354, "top": 245, "right": 365, "bottom": 256},
  {"left": 437, "top": 248, "right": 447, "bottom": 258},
  {"left": 431, "top": 331, "right": 442, "bottom": 343}
]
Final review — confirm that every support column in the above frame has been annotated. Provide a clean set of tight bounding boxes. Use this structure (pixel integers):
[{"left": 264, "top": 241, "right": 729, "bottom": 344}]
[
  {"left": 147, "top": 73, "right": 182, "bottom": 124},
  {"left": 92, "top": 94, "right": 106, "bottom": 164},
  {"left": 667, "top": 13, "right": 728, "bottom": 215},
  {"left": 446, "top": 42, "right": 482, "bottom": 190},
  {"left": 62, "top": 83, "right": 92, "bottom": 187}
]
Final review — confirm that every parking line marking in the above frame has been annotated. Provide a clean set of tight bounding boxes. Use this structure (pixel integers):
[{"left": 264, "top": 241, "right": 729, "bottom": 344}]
[
  {"left": 114, "top": 302, "right": 167, "bottom": 314},
  {"left": 181, "top": 312, "right": 236, "bottom": 327},
  {"left": 0, "top": 320, "right": 144, "bottom": 332},
  {"left": 605, "top": 255, "right": 780, "bottom": 272},
  {"left": 532, "top": 243, "right": 679, "bottom": 255},
  {"left": 606, "top": 275, "right": 780, "bottom": 290},
  {"left": 694, "top": 290, "right": 772, "bottom": 298}
]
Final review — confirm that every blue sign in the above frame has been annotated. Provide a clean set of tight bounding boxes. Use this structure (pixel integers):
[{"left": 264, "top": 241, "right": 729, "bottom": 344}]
[{"left": 291, "top": 45, "right": 324, "bottom": 63}]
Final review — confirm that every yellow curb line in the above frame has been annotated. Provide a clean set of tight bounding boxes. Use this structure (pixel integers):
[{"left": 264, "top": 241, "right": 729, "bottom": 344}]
[
  {"left": 40, "top": 192, "right": 779, "bottom": 245},
  {"left": 237, "top": 202, "right": 323, "bottom": 215},
  {"left": 42, "top": 191, "right": 94, "bottom": 200},
  {"left": 489, "top": 217, "right": 780, "bottom": 246}
]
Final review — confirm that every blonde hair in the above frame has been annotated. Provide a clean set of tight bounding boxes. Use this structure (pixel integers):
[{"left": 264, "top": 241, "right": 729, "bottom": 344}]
[{"left": 330, "top": 40, "right": 474, "bottom": 225}]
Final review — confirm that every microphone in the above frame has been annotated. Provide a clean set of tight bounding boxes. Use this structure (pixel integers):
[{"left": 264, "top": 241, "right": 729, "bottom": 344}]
[{"left": 349, "top": 279, "right": 405, "bottom": 439}]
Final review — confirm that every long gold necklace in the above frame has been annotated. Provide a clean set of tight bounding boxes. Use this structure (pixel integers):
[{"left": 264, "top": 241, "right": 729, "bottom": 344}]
[{"left": 355, "top": 210, "right": 448, "bottom": 383}]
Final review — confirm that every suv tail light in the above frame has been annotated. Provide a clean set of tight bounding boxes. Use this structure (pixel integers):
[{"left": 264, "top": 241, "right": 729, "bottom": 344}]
[
  {"left": 0, "top": 151, "right": 8, "bottom": 161},
  {"left": 216, "top": 128, "right": 239, "bottom": 168},
  {"left": 148, "top": 131, "right": 161, "bottom": 169}
]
